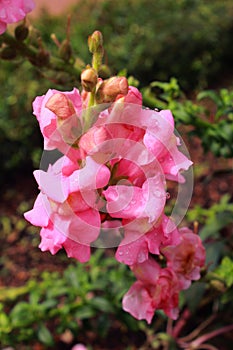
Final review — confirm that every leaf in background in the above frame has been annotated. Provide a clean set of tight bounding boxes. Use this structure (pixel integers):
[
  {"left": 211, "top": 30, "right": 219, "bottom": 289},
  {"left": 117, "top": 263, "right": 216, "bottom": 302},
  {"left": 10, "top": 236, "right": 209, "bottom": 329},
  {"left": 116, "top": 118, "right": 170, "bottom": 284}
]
[
  {"left": 37, "top": 323, "right": 55, "bottom": 346},
  {"left": 215, "top": 257, "right": 233, "bottom": 288}
]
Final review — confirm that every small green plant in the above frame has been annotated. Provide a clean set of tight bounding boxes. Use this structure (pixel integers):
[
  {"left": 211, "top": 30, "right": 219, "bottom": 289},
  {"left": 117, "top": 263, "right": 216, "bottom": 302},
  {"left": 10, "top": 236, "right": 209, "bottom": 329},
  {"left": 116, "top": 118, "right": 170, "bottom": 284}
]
[{"left": 143, "top": 78, "right": 233, "bottom": 157}]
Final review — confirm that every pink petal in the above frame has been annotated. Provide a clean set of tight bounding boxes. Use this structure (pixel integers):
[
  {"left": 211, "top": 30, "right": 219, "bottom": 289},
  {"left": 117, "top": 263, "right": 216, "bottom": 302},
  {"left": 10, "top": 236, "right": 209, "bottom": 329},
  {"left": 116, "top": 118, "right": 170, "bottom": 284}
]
[
  {"left": 122, "top": 281, "right": 155, "bottom": 324},
  {"left": 24, "top": 193, "right": 51, "bottom": 227}
]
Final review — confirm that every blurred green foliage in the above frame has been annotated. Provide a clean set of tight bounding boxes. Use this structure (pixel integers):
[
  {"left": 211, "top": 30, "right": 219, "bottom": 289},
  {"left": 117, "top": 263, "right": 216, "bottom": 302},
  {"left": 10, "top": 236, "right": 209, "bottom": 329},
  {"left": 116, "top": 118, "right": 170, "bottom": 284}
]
[
  {"left": 143, "top": 78, "right": 233, "bottom": 157},
  {"left": 0, "top": 249, "right": 140, "bottom": 347},
  {"left": 35, "top": 0, "right": 233, "bottom": 89}
]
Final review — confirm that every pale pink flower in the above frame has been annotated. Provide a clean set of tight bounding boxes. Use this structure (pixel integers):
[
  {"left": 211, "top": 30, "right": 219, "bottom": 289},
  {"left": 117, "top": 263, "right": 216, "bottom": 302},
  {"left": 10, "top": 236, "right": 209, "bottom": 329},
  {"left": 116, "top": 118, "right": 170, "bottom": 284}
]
[
  {"left": 0, "top": 0, "right": 35, "bottom": 34},
  {"left": 32, "top": 88, "right": 82, "bottom": 161},
  {"left": 71, "top": 345, "right": 88, "bottom": 350},
  {"left": 123, "top": 258, "right": 180, "bottom": 323},
  {"left": 142, "top": 109, "right": 193, "bottom": 182},
  {"left": 24, "top": 156, "right": 111, "bottom": 261},
  {"left": 103, "top": 173, "right": 166, "bottom": 223},
  {"left": 122, "top": 280, "right": 156, "bottom": 324},
  {"left": 162, "top": 228, "right": 206, "bottom": 289},
  {"left": 116, "top": 215, "right": 181, "bottom": 265}
]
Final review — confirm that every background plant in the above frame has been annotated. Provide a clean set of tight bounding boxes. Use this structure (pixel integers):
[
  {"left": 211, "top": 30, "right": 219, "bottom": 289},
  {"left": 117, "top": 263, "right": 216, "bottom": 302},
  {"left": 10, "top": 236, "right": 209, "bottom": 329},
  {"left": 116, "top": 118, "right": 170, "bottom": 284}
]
[{"left": 0, "top": 1, "right": 232, "bottom": 349}]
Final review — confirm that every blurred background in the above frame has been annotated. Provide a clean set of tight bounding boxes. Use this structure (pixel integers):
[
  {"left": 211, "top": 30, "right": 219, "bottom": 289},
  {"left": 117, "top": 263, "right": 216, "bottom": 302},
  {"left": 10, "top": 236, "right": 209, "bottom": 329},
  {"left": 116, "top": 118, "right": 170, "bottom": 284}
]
[{"left": 0, "top": 0, "right": 232, "bottom": 349}]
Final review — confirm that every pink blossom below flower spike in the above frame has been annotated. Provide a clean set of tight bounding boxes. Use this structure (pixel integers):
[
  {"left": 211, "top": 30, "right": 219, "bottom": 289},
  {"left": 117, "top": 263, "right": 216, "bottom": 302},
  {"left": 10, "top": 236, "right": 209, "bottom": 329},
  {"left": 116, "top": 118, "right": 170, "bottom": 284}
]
[
  {"left": 0, "top": 0, "right": 35, "bottom": 34},
  {"left": 123, "top": 258, "right": 181, "bottom": 323},
  {"left": 162, "top": 228, "right": 206, "bottom": 289}
]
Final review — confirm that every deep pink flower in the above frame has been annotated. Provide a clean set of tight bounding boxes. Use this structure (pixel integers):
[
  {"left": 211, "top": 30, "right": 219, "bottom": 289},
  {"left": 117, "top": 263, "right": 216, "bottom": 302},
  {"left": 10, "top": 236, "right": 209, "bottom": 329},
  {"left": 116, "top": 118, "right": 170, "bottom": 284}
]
[
  {"left": 0, "top": 0, "right": 35, "bottom": 34},
  {"left": 162, "top": 228, "right": 206, "bottom": 289}
]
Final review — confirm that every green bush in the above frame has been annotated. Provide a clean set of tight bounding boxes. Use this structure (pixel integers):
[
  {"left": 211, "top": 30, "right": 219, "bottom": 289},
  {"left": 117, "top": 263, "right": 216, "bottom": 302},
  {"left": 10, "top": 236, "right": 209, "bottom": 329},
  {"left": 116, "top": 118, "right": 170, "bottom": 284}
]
[
  {"left": 143, "top": 78, "right": 233, "bottom": 157},
  {"left": 37, "top": 0, "right": 233, "bottom": 90}
]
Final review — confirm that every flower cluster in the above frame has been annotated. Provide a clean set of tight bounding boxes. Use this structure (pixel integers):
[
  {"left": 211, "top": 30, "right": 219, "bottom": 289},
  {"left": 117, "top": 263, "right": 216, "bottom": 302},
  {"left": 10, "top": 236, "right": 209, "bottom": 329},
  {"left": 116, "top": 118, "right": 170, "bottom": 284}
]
[
  {"left": 24, "top": 79, "right": 205, "bottom": 323},
  {"left": 0, "top": 0, "right": 35, "bottom": 34}
]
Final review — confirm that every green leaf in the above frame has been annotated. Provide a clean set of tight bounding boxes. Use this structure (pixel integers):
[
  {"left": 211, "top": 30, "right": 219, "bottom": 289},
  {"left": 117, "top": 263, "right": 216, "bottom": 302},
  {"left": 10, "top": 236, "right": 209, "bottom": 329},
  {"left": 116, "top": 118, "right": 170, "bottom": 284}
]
[
  {"left": 0, "top": 286, "right": 29, "bottom": 302},
  {"left": 182, "top": 282, "right": 206, "bottom": 313},
  {"left": 75, "top": 305, "right": 96, "bottom": 320},
  {"left": 37, "top": 324, "right": 54, "bottom": 346},
  {"left": 89, "top": 297, "right": 114, "bottom": 313},
  {"left": 215, "top": 257, "right": 233, "bottom": 287},
  {"left": 0, "top": 312, "right": 11, "bottom": 333}
]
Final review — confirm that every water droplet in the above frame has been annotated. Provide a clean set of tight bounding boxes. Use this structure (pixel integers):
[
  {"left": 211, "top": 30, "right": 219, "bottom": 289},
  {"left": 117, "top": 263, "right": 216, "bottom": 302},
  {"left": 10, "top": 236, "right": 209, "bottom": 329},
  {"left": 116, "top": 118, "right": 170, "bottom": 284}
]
[
  {"left": 166, "top": 192, "right": 170, "bottom": 199},
  {"left": 154, "top": 190, "right": 162, "bottom": 197},
  {"left": 118, "top": 251, "right": 123, "bottom": 256},
  {"left": 138, "top": 250, "right": 147, "bottom": 263}
]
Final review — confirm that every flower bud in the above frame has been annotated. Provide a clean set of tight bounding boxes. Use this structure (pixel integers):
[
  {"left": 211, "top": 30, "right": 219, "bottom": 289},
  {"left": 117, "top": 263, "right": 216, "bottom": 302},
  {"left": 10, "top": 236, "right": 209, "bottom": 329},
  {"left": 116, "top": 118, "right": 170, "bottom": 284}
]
[
  {"left": 45, "top": 93, "right": 76, "bottom": 119},
  {"left": 96, "top": 76, "right": 129, "bottom": 104},
  {"left": 88, "top": 30, "right": 103, "bottom": 54},
  {"left": 0, "top": 46, "right": 17, "bottom": 60},
  {"left": 59, "top": 39, "right": 72, "bottom": 62},
  {"left": 81, "top": 68, "right": 98, "bottom": 92},
  {"left": 15, "top": 23, "right": 29, "bottom": 41},
  {"left": 210, "top": 279, "right": 226, "bottom": 292}
]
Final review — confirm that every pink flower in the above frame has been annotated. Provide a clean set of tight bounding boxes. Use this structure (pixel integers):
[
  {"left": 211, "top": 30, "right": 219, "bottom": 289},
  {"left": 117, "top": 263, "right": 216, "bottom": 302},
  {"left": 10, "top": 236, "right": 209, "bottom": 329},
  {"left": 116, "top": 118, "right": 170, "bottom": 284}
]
[
  {"left": 103, "top": 173, "right": 166, "bottom": 223},
  {"left": 142, "top": 109, "right": 193, "bottom": 182},
  {"left": 24, "top": 156, "right": 111, "bottom": 261},
  {"left": 122, "top": 280, "right": 156, "bottom": 324},
  {"left": 123, "top": 258, "right": 180, "bottom": 323},
  {"left": 162, "top": 228, "right": 206, "bottom": 289},
  {"left": 116, "top": 215, "right": 181, "bottom": 265},
  {"left": 0, "top": 0, "right": 35, "bottom": 34},
  {"left": 32, "top": 88, "right": 82, "bottom": 161},
  {"left": 117, "top": 85, "right": 143, "bottom": 105},
  {"left": 71, "top": 344, "right": 88, "bottom": 350}
]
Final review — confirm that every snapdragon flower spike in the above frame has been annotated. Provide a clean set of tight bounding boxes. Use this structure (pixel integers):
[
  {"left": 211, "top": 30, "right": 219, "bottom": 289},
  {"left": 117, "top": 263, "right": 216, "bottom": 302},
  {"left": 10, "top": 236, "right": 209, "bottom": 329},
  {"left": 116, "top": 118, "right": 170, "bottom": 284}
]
[
  {"left": 0, "top": 0, "right": 35, "bottom": 34},
  {"left": 25, "top": 81, "right": 204, "bottom": 324}
]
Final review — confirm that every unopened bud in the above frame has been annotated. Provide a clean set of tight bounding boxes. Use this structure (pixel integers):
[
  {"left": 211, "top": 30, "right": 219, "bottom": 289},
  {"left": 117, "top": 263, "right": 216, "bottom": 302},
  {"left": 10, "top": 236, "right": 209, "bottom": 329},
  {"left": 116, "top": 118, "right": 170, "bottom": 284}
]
[
  {"left": 0, "top": 46, "right": 17, "bottom": 60},
  {"left": 35, "top": 50, "right": 50, "bottom": 67},
  {"left": 81, "top": 68, "right": 98, "bottom": 92},
  {"left": 96, "top": 76, "right": 129, "bottom": 104},
  {"left": 210, "top": 280, "right": 226, "bottom": 293},
  {"left": 59, "top": 39, "right": 72, "bottom": 62},
  {"left": 88, "top": 31, "right": 103, "bottom": 54},
  {"left": 45, "top": 93, "right": 76, "bottom": 119},
  {"left": 15, "top": 23, "right": 29, "bottom": 41}
]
